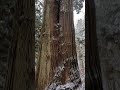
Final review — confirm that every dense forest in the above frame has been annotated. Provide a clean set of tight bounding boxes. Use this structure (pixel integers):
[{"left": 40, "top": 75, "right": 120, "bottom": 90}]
[{"left": 0, "top": 0, "right": 120, "bottom": 90}]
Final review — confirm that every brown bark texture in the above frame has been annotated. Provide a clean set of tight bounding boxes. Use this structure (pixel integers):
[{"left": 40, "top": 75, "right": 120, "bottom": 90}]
[
  {"left": 37, "top": 0, "right": 80, "bottom": 90},
  {"left": 4, "top": 0, "right": 35, "bottom": 90}
]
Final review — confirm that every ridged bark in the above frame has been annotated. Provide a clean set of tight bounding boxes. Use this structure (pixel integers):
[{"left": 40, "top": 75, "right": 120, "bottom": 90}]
[
  {"left": 0, "top": 1, "right": 15, "bottom": 90},
  {"left": 85, "top": 0, "right": 103, "bottom": 90},
  {"left": 36, "top": 0, "right": 60, "bottom": 89},
  {"left": 4, "top": 0, "right": 35, "bottom": 90},
  {"left": 95, "top": 0, "right": 120, "bottom": 90},
  {"left": 59, "top": 0, "right": 79, "bottom": 83},
  {"left": 37, "top": 0, "right": 80, "bottom": 89}
]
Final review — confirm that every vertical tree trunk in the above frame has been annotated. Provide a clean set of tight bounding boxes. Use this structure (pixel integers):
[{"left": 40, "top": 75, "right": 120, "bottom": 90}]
[
  {"left": 59, "top": 0, "right": 80, "bottom": 83},
  {"left": 36, "top": 0, "right": 60, "bottom": 89},
  {"left": 4, "top": 0, "right": 35, "bottom": 90},
  {"left": 0, "top": 1, "right": 15, "bottom": 90},
  {"left": 85, "top": 0, "right": 103, "bottom": 90},
  {"left": 37, "top": 0, "right": 80, "bottom": 89},
  {"left": 94, "top": 0, "right": 120, "bottom": 90}
]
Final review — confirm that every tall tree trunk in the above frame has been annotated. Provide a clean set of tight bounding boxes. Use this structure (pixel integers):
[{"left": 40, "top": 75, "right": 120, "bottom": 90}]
[
  {"left": 0, "top": 1, "right": 15, "bottom": 90},
  {"left": 36, "top": 0, "right": 60, "bottom": 89},
  {"left": 4, "top": 0, "right": 35, "bottom": 90},
  {"left": 85, "top": 0, "right": 103, "bottom": 90},
  {"left": 58, "top": 0, "right": 81, "bottom": 86},
  {"left": 37, "top": 0, "right": 80, "bottom": 89},
  {"left": 94, "top": 0, "right": 120, "bottom": 90}
]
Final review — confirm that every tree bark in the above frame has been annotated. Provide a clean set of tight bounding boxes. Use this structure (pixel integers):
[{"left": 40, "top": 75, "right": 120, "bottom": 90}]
[
  {"left": 0, "top": 1, "right": 15, "bottom": 90},
  {"left": 36, "top": 0, "right": 60, "bottom": 89},
  {"left": 85, "top": 0, "right": 103, "bottom": 90},
  {"left": 4, "top": 0, "right": 35, "bottom": 90},
  {"left": 59, "top": 0, "right": 79, "bottom": 83},
  {"left": 94, "top": 0, "right": 120, "bottom": 90},
  {"left": 37, "top": 0, "right": 80, "bottom": 89}
]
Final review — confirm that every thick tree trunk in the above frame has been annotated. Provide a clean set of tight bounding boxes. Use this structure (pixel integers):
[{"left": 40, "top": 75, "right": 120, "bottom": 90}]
[
  {"left": 94, "top": 0, "right": 120, "bottom": 90},
  {"left": 85, "top": 0, "right": 103, "bottom": 90},
  {"left": 0, "top": 1, "right": 15, "bottom": 90},
  {"left": 37, "top": 0, "right": 80, "bottom": 89},
  {"left": 36, "top": 0, "right": 60, "bottom": 89},
  {"left": 59, "top": 0, "right": 80, "bottom": 84},
  {"left": 4, "top": 0, "right": 35, "bottom": 90}
]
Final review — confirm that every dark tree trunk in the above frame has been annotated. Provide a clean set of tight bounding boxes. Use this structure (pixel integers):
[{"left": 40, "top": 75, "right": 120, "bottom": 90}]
[
  {"left": 85, "top": 0, "right": 103, "bottom": 90},
  {"left": 0, "top": 0, "right": 15, "bottom": 90},
  {"left": 4, "top": 0, "right": 35, "bottom": 90},
  {"left": 94, "top": 0, "right": 120, "bottom": 90}
]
